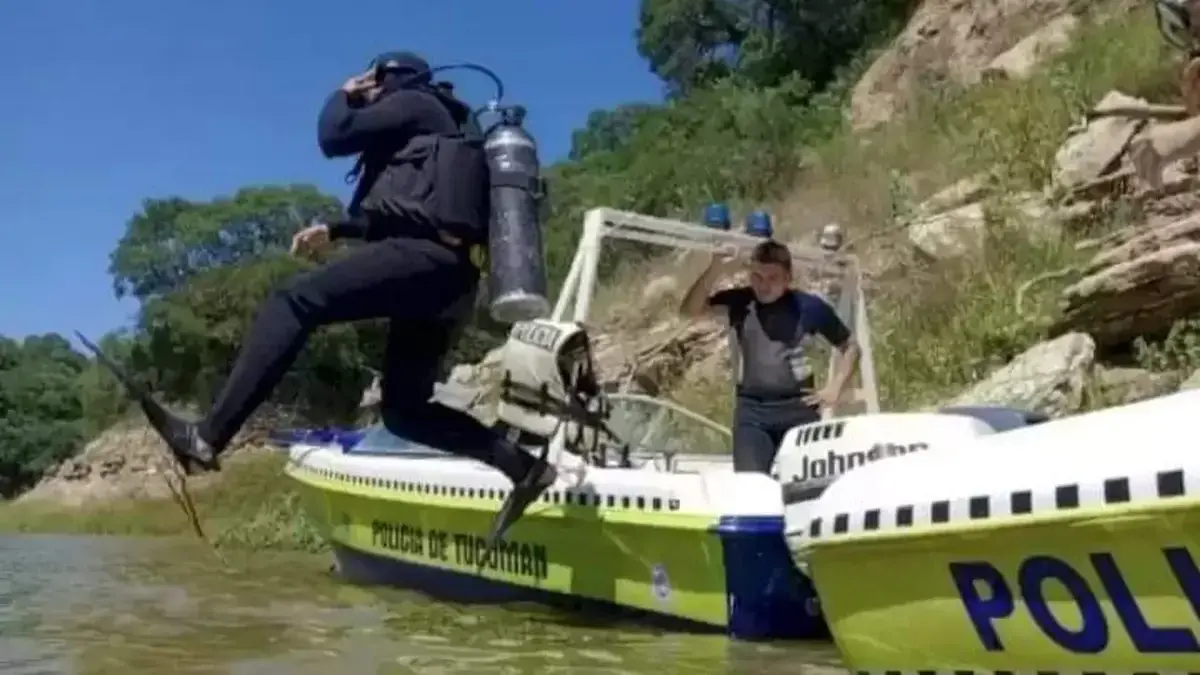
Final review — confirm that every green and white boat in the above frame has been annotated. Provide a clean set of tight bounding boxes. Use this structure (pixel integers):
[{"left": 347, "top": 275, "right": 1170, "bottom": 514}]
[{"left": 282, "top": 207, "right": 879, "bottom": 640}]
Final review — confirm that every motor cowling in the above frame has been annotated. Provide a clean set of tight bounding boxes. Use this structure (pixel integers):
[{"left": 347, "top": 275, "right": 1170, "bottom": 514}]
[{"left": 484, "top": 105, "right": 551, "bottom": 324}]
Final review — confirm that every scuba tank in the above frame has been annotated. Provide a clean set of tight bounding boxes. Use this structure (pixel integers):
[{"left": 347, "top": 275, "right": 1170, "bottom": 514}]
[
  {"left": 369, "top": 59, "right": 551, "bottom": 324},
  {"left": 481, "top": 103, "right": 551, "bottom": 323}
]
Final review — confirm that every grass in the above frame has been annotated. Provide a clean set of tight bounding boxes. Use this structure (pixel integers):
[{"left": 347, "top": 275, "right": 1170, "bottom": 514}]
[
  {"left": 0, "top": 452, "right": 327, "bottom": 553},
  {"left": 596, "top": 5, "right": 1186, "bottom": 415}
]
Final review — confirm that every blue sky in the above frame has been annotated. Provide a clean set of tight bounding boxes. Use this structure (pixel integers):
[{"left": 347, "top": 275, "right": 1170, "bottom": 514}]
[{"left": 0, "top": 0, "right": 662, "bottom": 342}]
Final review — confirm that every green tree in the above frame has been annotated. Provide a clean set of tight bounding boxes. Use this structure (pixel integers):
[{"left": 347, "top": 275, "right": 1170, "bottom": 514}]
[
  {"left": 636, "top": 0, "right": 916, "bottom": 93},
  {"left": 108, "top": 184, "right": 343, "bottom": 301},
  {"left": 636, "top": 0, "right": 745, "bottom": 94},
  {"left": 568, "top": 104, "right": 659, "bottom": 161},
  {"left": 0, "top": 334, "right": 90, "bottom": 496},
  {"left": 131, "top": 254, "right": 376, "bottom": 425},
  {"left": 74, "top": 331, "right": 135, "bottom": 437},
  {"left": 105, "top": 184, "right": 387, "bottom": 422}
]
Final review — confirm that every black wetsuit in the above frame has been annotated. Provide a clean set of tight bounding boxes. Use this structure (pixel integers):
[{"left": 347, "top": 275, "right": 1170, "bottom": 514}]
[
  {"left": 708, "top": 288, "right": 852, "bottom": 474},
  {"left": 191, "top": 70, "right": 539, "bottom": 484}
]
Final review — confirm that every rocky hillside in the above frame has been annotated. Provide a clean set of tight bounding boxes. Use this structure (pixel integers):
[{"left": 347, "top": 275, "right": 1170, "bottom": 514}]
[
  {"left": 848, "top": 0, "right": 1151, "bottom": 129},
  {"left": 19, "top": 407, "right": 289, "bottom": 507},
  {"left": 24, "top": 0, "right": 1200, "bottom": 506},
  {"left": 445, "top": 5, "right": 1200, "bottom": 421}
]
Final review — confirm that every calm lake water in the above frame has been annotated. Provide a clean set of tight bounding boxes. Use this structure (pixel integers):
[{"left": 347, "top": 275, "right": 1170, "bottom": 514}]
[{"left": 0, "top": 535, "right": 845, "bottom": 674}]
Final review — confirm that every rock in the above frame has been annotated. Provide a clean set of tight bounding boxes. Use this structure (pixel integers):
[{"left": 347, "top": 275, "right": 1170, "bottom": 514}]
[
  {"left": 594, "top": 319, "right": 728, "bottom": 395},
  {"left": 909, "top": 202, "right": 988, "bottom": 257},
  {"left": 20, "top": 407, "right": 291, "bottom": 507},
  {"left": 915, "top": 175, "right": 990, "bottom": 216},
  {"left": 640, "top": 275, "right": 679, "bottom": 306},
  {"left": 1126, "top": 113, "right": 1200, "bottom": 193},
  {"left": 60, "top": 460, "right": 89, "bottom": 481},
  {"left": 850, "top": 0, "right": 1076, "bottom": 130},
  {"left": 21, "top": 423, "right": 195, "bottom": 507},
  {"left": 981, "top": 14, "right": 1078, "bottom": 82},
  {"left": 1052, "top": 211, "right": 1200, "bottom": 349},
  {"left": 1056, "top": 200, "right": 1106, "bottom": 231},
  {"left": 1089, "top": 366, "right": 1178, "bottom": 406},
  {"left": 907, "top": 194, "right": 1063, "bottom": 258},
  {"left": 944, "top": 332, "right": 1095, "bottom": 417},
  {"left": 1178, "top": 368, "right": 1200, "bottom": 391},
  {"left": 1053, "top": 91, "right": 1148, "bottom": 191}
]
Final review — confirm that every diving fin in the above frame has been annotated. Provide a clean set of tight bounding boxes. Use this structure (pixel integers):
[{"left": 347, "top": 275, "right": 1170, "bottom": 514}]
[
  {"left": 75, "top": 331, "right": 220, "bottom": 475},
  {"left": 479, "top": 459, "right": 557, "bottom": 567}
]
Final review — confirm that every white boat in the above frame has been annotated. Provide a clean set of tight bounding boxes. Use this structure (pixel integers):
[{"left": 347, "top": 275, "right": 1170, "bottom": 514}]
[
  {"left": 283, "top": 207, "right": 882, "bottom": 640},
  {"left": 780, "top": 388, "right": 1200, "bottom": 671}
]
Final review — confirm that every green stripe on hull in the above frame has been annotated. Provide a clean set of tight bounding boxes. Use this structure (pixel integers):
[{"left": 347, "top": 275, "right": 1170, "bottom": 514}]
[{"left": 288, "top": 467, "right": 730, "bottom": 627}]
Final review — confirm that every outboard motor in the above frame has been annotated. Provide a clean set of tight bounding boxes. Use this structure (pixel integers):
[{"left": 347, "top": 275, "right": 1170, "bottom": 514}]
[{"left": 482, "top": 104, "right": 551, "bottom": 323}]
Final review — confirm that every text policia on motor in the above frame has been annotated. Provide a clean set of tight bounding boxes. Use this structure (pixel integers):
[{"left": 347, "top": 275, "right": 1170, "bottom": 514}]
[{"left": 370, "top": 520, "right": 550, "bottom": 581}]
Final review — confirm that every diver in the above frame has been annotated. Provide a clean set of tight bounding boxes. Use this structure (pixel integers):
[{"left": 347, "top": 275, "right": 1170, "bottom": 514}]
[
  {"left": 80, "top": 51, "right": 556, "bottom": 545},
  {"left": 679, "top": 239, "right": 861, "bottom": 474}
]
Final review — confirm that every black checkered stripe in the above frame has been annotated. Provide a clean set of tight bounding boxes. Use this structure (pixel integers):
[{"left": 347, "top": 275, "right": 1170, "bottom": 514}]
[
  {"left": 853, "top": 670, "right": 1200, "bottom": 674},
  {"left": 290, "top": 460, "right": 687, "bottom": 513},
  {"left": 806, "top": 467, "right": 1197, "bottom": 541}
]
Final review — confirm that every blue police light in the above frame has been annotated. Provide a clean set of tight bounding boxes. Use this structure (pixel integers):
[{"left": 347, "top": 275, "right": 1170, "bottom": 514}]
[
  {"left": 703, "top": 202, "right": 731, "bottom": 230},
  {"left": 746, "top": 209, "right": 773, "bottom": 238}
]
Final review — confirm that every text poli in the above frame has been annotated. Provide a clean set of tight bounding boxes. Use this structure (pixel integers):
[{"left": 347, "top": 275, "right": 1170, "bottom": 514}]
[{"left": 950, "top": 547, "right": 1200, "bottom": 654}]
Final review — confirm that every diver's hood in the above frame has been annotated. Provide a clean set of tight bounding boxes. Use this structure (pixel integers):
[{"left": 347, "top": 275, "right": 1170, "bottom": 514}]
[
  {"left": 372, "top": 51, "right": 432, "bottom": 91},
  {"left": 367, "top": 51, "right": 475, "bottom": 125}
]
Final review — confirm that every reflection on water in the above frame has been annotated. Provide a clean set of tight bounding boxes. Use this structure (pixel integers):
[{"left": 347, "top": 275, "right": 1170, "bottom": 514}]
[{"left": 0, "top": 535, "right": 844, "bottom": 674}]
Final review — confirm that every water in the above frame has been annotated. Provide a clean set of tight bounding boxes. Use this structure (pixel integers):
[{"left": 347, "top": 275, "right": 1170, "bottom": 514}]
[{"left": 0, "top": 535, "right": 845, "bottom": 674}]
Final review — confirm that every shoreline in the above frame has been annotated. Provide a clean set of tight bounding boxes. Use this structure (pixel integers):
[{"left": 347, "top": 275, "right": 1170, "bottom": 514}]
[{"left": 0, "top": 454, "right": 328, "bottom": 553}]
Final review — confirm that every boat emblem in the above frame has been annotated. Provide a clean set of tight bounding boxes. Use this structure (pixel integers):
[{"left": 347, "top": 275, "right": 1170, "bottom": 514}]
[
  {"left": 651, "top": 564, "right": 671, "bottom": 602},
  {"left": 804, "top": 596, "right": 821, "bottom": 618}
]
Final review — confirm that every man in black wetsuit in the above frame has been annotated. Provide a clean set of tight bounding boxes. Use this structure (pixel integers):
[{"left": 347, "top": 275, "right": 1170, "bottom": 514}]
[
  {"left": 680, "top": 239, "right": 860, "bottom": 474},
  {"left": 125, "top": 51, "right": 555, "bottom": 542}
]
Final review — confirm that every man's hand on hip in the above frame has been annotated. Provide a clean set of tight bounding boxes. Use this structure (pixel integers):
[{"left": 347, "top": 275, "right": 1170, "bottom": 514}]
[{"left": 802, "top": 385, "right": 841, "bottom": 411}]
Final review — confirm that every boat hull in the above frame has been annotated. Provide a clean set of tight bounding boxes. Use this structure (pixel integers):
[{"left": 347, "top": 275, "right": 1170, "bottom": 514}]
[
  {"left": 286, "top": 448, "right": 824, "bottom": 641},
  {"left": 807, "top": 496, "right": 1200, "bottom": 671},
  {"left": 794, "top": 392, "right": 1200, "bottom": 671}
]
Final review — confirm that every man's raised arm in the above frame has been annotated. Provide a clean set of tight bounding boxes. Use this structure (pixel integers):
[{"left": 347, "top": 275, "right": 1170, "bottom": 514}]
[
  {"left": 680, "top": 253, "right": 740, "bottom": 318},
  {"left": 317, "top": 88, "right": 434, "bottom": 158}
]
